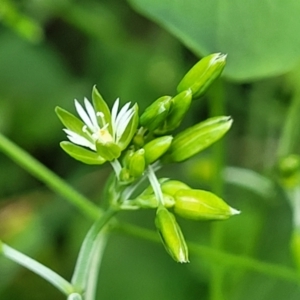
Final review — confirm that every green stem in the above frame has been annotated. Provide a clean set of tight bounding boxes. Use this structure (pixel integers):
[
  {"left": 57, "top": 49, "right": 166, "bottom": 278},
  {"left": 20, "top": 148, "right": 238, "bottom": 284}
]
[
  {"left": 0, "top": 133, "right": 100, "bottom": 220},
  {"left": 71, "top": 207, "right": 118, "bottom": 294},
  {"left": 147, "top": 164, "right": 164, "bottom": 204},
  {"left": 208, "top": 79, "right": 226, "bottom": 300},
  {"left": 1, "top": 243, "right": 75, "bottom": 295},
  {"left": 116, "top": 222, "right": 300, "bottom": 284},
  {"left": 277, "top": 89, "right": 300, "bottom": 158},
  {"left": 84, "top": 234, "right": 108, "bottom": 300}
]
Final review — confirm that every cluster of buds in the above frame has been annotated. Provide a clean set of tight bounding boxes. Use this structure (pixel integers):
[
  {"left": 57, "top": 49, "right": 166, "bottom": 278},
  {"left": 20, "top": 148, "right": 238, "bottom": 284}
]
[{"left": 56, "top": 53, "right": 240, "bottom": 263}]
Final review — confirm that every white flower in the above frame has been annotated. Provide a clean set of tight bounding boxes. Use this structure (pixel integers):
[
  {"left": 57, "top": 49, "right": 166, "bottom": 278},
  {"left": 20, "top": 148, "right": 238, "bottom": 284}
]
[{"left": 63, "top": 98, "right": 135, "bottom": 151}]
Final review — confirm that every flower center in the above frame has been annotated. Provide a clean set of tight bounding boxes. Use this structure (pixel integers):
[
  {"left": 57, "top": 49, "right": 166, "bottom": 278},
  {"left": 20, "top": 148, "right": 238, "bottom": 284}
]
[{"left": 97, "top": 128, "right": 114, "bottom": 144}]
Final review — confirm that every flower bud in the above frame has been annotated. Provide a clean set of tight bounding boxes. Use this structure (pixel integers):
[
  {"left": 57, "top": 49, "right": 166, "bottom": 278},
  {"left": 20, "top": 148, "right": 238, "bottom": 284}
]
[
  {"left": 60, "top": 141, "right": 106, "bottom": 165},
  {"left": 155, "top": 206, "right": 189, "bottom": 263},
  {"left": 155, "top": 90, "right": 192, "bottom": 134},
  {"left": 174, "top": 189, "right": 240, "bottom": 220},
  {"left": 128, "top": 149, "right": 146, "bottom": 178},
  {"left": 177, "top": 53, "right": 227, "bottom": 99},
  {"left": 144, "top": 136, "right": 173, "bottom": 164},
  {"left": 163, "top": 116, "right": 232, "bottom": 162},
  {"left": 161, "top": 180, "right": 191, "bottom": 197},
  {"left": 276, "top": 154, "right": 300, "bottom": 189},
  {"left": 140, "top": 96, "right": 172, "bottom": 131},
  {"left": 133, "top": 193, "right": 175, "bottom": 209},
  {"left": 119, "top": 167, "right": 133, "bottom": 183}
]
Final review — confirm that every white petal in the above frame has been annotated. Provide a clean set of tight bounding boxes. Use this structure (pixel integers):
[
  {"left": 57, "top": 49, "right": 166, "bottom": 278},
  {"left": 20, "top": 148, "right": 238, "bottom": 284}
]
[
  {"left": 111, "top": 98, "right": 120, "bottom": 134},
  {"left": 84, "top": 98, "right": 99, "bottom": 130},
  {"left": 74, "top": 99, "right": 95, "bottom": 131},
  {"left": 64, "top": 129, "right": 96, "bottom": 150},
  {"left": 115, "top": 107, "right": 134, "bottom": 141},
  {"left": 115, "top": 102, "right": 131, "bottom": 128}
]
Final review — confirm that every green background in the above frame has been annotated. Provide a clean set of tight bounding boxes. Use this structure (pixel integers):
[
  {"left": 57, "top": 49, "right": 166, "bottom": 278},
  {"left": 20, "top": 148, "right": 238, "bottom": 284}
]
[{"left": 1, "top": 0, "right": 300, "bottom": 299}]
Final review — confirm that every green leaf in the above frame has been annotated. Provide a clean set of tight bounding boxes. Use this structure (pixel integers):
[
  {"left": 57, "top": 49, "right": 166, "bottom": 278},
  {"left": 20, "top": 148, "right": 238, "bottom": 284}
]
[
  {"left": 128, "top": 0, "right": 300, "bottom": 81},
  {"left": 60, "top": 142, "right": 106, "bottom": 165}
]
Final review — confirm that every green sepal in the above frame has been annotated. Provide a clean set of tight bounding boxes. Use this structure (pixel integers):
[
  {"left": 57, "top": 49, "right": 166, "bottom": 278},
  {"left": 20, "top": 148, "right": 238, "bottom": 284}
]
[
  {"left": 177, "top": 53, "right": 226, "bottom": 99},
  {"left": 144, "top": 136, "right": 173, "bottom": 164},
  {"left": 174, "top": 189, "right": 240, "bottom": 220},
  {"left": 55, "top": 106, "right": 92, "bottom": 142},
  {"left": 161, "top": 180, "right": 191, "bottom": 197},
  {"left": 60, "top": 141, "right": 106, "bottom": 165},
  {"left": 92, "top": 85, "right": 112, "bottom": 131},
  {"left": 118, "top": 103, "right": 139, "bottom": 150},
  {"left": 95, "top": 141, "right": 121, "bottom": 161},
  {"left": 155, "top": 90, "right": 192, "bottom": 134},
  {"left": 164, "top": 116, "right": 232, "bottom": 162},
  {"left": 140, "top": 96, "right": 172, "bottom": 131},
  {"left": 155, "top": 206, "right": 189, "bottom": 263},
  {"left": 128, "top": 149, "right": 146, "bottom": 178}
]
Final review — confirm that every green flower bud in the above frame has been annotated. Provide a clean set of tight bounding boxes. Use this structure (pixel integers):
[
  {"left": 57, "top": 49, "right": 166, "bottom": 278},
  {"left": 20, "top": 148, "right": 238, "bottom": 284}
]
[
  {"left": 174, "top": 189, "right": 240, "bottom": 220},
  {"left": 96, "top": 140, "right": 121, "bottom": 161},
  {"left": 177, "top": 53, "right": 227, "bottom": 99},
  {"left": 277, "top": 154, "right": 300, "bottom": 189},
  {"left": 164, "top": 116, "right": 232, "bottom": 162},
  {"left": 128, "top": 149, "right": 146, "bottom": 178},
  {"left": 140, "top": 96, "right": 172, "bottom": 131},
  {"left": 119, "top": 167, "right": 133, "bottom": 183},
  {"left": 133, "top": 193, "right": 175, "bottom": 209},
  {"left": 133, "top": 128, "right": 146, "bottom": 147},
  {"left": 155, "top": 206, "right": 189, "bottom": 263},
  {"left": 60, "top": 141, "right": 106, "bottom": 165},
  {"left": 144, "top": 136, "right": 173, "bottom": 164},
  {"left": 161, "top": 180, "right": 191, "bottom": 197},
  {"left": 155, "top": 90, "right": 192, "bottom": 134}
]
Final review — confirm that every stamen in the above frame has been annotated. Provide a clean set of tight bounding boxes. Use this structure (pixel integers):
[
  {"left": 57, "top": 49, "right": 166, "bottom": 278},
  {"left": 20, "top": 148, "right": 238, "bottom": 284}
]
[
  {"left": 82, "top": 125, "right": 88, "bottom": 133},
  {"left": 97, "top": 111, "right": 107, "bottom": 127}
]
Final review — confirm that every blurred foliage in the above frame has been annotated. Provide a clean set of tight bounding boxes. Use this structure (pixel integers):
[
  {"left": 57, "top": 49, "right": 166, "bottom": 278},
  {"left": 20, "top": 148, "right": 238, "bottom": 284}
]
[
  {"left": 1, "top": 0, "right": 300, "bottom": 299},
  {"left": 129, "top": 0, "right": 300, "bottom": 81}
]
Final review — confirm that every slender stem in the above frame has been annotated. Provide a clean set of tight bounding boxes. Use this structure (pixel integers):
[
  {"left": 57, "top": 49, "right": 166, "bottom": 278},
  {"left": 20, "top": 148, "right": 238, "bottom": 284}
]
[
  {"left": 84, "top": 234, "right": 108, "bottom": 300},
  {"left": 116, "top": 222, "right": 300, "bottom": 284},
  {"left": 71, "top": 207, "right": 117, "bottom": 293},
  {"left": 147, "top": 164, "right": 164, "bottom": 204},
  {"left": 208, "top": 79, "right": 226, "bottom": 300},
  {"left": 0, "top": 133, "right": 100, "bottom": 220},
  {"left": 1, "top": 243, "right": 75, "bottom": 295},
  {"left": 110, "top": 159, "right": 122, "bottom": 178},
  {"left": 277, "top": 89, "right": 300, "bottom": 158}
]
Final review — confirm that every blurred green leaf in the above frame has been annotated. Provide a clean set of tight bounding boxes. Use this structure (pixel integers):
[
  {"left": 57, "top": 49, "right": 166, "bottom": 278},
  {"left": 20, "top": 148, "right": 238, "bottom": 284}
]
[{"left": 128, "top": 0, "right": 300, "bottom": 81}]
